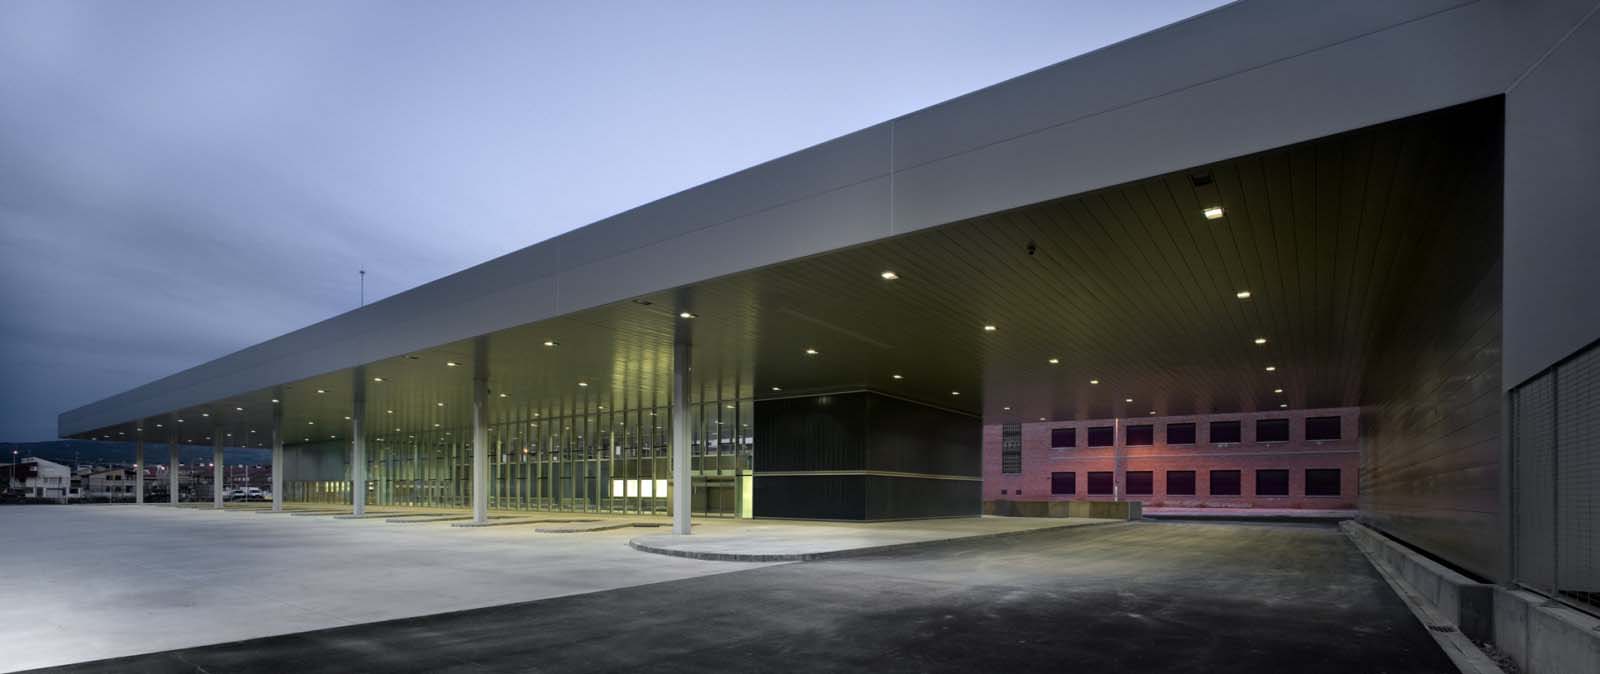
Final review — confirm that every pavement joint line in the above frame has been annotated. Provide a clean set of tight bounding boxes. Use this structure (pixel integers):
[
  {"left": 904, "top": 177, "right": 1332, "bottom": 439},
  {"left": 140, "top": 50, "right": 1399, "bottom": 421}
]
[
  {"left": 1341, "top": 525, "right": 1503, "bottom": 674},
  {"left": 627, "top": 518, "right": 1134, "bottom": 562}
]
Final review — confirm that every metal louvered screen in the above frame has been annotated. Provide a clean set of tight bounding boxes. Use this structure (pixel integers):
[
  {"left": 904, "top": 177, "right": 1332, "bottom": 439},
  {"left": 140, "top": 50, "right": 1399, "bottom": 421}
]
[
  {"left": 1556, "top": 345, "right": 1599, "bottom": 609},
  {"left": 1511, "top": 339, "right": 1600, "bottom": 612}
]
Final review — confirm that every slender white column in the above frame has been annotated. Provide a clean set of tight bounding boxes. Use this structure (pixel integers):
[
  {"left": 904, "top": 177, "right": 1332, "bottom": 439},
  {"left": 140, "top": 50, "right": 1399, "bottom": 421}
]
[
  {"left": 271, "top": 403, "right": 283, "bottom": 512},
  {"left": 134, "top": 433, "right": 145, "bottom": 505},
  {"left": 471, "top": 375, "right": 489, "bottom": 523},
  {"left": 671, "top": 339, "right": 692, "bottom": 535},
  {"left": 168, "top": 431, "right": 180, "bottom": 505},
  {"left": 212, "top": 433, "right": 224, "bottom": 509},
  {"left": 351, "top": 381, "right": 366, "bottom": 517}
]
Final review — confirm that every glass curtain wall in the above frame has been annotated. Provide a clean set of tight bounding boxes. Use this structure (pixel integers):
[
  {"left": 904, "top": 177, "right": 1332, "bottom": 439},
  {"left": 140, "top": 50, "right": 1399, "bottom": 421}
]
[{"left": 339, "top": 389, "right": 752, "bottom": 517}]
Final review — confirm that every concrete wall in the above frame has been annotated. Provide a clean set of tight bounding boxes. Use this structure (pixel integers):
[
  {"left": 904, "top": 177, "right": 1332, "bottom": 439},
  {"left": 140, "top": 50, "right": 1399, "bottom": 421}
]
[{"left": 984, "top": 408, "right": 1359, "bottom": 509}]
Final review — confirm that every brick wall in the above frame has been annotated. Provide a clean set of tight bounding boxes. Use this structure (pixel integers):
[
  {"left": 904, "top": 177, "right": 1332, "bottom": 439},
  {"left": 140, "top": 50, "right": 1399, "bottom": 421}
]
[{"left": 984, "top": 407, "right": 1359, "bottom": 509}]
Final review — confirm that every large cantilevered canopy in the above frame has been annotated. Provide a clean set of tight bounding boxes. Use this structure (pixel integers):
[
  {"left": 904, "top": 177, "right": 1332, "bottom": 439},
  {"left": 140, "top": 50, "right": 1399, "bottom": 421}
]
[{"left": 63, "top": 97, "right": 1501, "bottom": 447}]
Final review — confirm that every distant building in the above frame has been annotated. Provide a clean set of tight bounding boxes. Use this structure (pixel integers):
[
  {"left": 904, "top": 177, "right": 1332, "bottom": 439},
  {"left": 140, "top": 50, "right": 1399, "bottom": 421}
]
[
  {"left": 2, "top": 457, "right": 79, "bottom": 501},
  {"left": 81, "top": 467, "right": 139, "bottom": 501}
]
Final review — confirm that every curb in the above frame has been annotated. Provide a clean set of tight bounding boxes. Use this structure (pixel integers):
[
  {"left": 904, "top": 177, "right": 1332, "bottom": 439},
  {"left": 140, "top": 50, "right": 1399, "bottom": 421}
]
[{"left": 627, "top": 518, "right": 1132, "bottom": 562}]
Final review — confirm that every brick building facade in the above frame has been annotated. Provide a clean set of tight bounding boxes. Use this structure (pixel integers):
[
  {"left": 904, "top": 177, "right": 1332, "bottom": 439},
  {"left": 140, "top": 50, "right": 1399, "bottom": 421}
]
[{"left": 984, "top": 407, "right": 1359, "bottom": 510}]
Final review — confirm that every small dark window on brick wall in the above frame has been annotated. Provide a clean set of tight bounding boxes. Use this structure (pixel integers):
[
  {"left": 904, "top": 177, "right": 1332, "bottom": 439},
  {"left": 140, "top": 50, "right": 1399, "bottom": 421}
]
[
  {"left": 1257, "top": 418, "right": 1290, "bottom": 443},
  {"left": 1210, "top": 420, "right": 1242, "bottom": 444},
  {"left": 1305, "top": 469, "right": 1341, "bottom": 496},
  {"left": 1126, "top": 424, "right": 1154, "bottom": 446},
  {"left": 1256, "top": 469, "right": 1289, "bottom": 496},
  {"left": 1050, "top": 427, "right": 1076, "bottom": 448},
  {"left": 1087, "top": 471, "right": 1114, "bottom": 495},
  {"left": 1305, "top": 416, "right": 1342, "bottom": 441},
  {"left": 1166, "top": 422, "right": 1196, "bottom": 444},
  {"left": 1126, "top": 471, "right": 1153, "bottom": 495},
  {"left": 1210, "top": 470, "right": 1241, "bottom": 496},
  {"left": 1087, "top": 426, "right": 1114, "bottom": 447},
  {"left": 1051, "top": 472, "right": 1076, "bottom": 495},
  {"left": 1167, "top": 470, "right": 1196, "bottom": 495}
]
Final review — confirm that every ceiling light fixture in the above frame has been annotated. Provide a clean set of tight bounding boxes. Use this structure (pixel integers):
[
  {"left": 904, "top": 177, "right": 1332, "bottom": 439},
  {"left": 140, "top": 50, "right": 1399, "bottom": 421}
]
[
  {"left": 1124, "top": 397, "right": 1134, "bottom": 403},
  {"left": 235, "top": 407, "right": 244, "bottom": 412},
  {"left": 1279, "top": 403, "right": 1288, "bottom": 408},
  {"left": 316, "top": 389, "right": 326, "bottom": 394},
  {"left": 437, "top": 402, "right": 445, "bottom": 407},
  {"left": 1090, "top": 379, "right": 1100, "bottom": 385},
  {"left": 1236, "top": 290, "right": 1252, "bottom": 299},
  {"left": 543, "top": 340, "right": 558, "bottom": 347},
  {"left": 1253, "top": 337, "right": 1267, "bottom": 345},
  {"left": 373, "top": 377, "right": 384, "bottom": 382},
  {"left": 498, "top": 393, "right": 507, "bottom": 398},
  {"left": 578, "top": 381, "right": 589, "bottom": 387},
  {"left": 1002, "top": 406, "right": 1011, "bottom": 411},
  {"left": 1273, "top": 388, "right": 1284, "bottom": 394},
  {"left": 1048, "top": 357, "right": 1060, "bottom": 365},
  {"left": 1265, "top": 366, "right": 1277, "bottom": 372},
  {"left": 445, "top": 361, "right": 458, "bottom": 367},
  {"left": 891, "top": 374, "right": 903, "bottom": 380},
  {"left": 771, "top": 386, "right": 782, "bottom": 392},
  {"left": 880, "top": 270, "right": 898, "bottom": 280},
  {"left": 271, "top": 399, "right": 279, "bottom": 404},
  {"left": 678, "top": 311, "right": 697, "bottom": 319},
  {"left": 804, "top": 348, "right": 818, "bottom": 356},
  {"left": 983, "top": 324, "right": 997, "bottom": 332},
  {"left": 1203, "top": 206, "right": 1225, "bottom": 220},
  {"left": 950, "top": 391, "right": 960, "bottom": 396}
]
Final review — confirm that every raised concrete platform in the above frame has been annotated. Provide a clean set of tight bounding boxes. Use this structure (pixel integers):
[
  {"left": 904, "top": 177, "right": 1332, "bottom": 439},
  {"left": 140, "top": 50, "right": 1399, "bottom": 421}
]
[
  {"left": 0, "top": 504, "right": 770, "bottom": 672},
  {"left": 1145, "top": 507, "right": 1357, "bottom": 522},
  {"left": 629, "top": 516, "right": 1119, "bottom": 561}
]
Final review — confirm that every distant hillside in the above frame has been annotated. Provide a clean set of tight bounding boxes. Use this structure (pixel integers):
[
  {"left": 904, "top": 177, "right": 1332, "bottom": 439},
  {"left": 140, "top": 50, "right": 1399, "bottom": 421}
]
[{"left": 1, "top": 440, "right": 272, "bottom": 467}]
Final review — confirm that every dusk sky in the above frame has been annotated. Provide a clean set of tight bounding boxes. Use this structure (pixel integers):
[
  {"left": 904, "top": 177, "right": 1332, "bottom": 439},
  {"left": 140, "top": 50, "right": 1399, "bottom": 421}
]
[{"left": 0, "top": 0, "right": 1226, "bottom": 441}]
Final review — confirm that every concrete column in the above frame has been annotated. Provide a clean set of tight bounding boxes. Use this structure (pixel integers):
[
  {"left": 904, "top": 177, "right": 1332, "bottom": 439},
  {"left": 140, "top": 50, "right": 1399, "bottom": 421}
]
[
  {"left": 212, "top": 433, "right": 224, "bottom": 509},
  {"left": 471, "top": 340, "right": 489, "bottom": 524},
  {"left": 270, "top": 402, "right": 283, "bottom": 512},
  {"left": 671, "top": 339, "right": 692, "bottom": 535},
  {"left": 168, "top": 430, "right": 180, "bottom": 505},
  {"left": 351, "top": 377, "right": 366, "bottom": 517},
  {"left": 134, "top": 432, "right": 144, "bottom": 505}
]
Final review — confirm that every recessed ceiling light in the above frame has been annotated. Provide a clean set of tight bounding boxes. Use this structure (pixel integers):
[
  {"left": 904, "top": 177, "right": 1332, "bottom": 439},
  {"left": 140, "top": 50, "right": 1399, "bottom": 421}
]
[
  {"left": 1149, "top": 411, "right": 1157, "bottom": 415},
  {"left": 386, "top": 409, "right": 394, "bottom": 414},
  {"left": 373, "top": 377, "right": 384, "bottom": 382},
  {"left": 1090, "top": 379, "right": 1100, "bottom": 385},
  {"left": 445, "top": 361, "right": 458, "bottom": 367},
  {"left": 498, "top": 393, "right": 507, "bottom": 398},
  {"left": 804, "top": 348, "right": 818, "bottom": 356},
  {"left": 578, "top": 381, "right": 589, "bottom": 387},
  {"left": 771, "top": 386, "right": 782, "bottom": 392},
  {"left": 1253, "top": 337, "right": 1267, "bottom": 345},
  {"left": 307, "top": 421, "right": 314, "bottom": 426},
  {"left": 543, "top": 340, "right": 558, "bottom": 347},
  {"left": 437, "top": 402, "right": 445, "bottom": 407},
  {"left": 983, "top": 325, "right": 997, "bottom": 332},
  {"left": 201, "top": 412, "right": 209, "bottom": 417},
  {"left": 880, "top": 270, "right": 898, "bottom": 280},
  {"left": 891, "top": 374, "right": 903, "bottom": 380},
  {"left": 950, "top": 391, "right": 960, "bottom": 396},
  {"left": 1048, "top": 357, "right": 1060, "bottom": 365},
  {"left": 1203, "top": 206, "right": 1225, "bottom": 220},
  {"left": 1279, "top": 403, "right": 1288, "bottom": 408},
  {"left": 433, "top": 423, "right": 440, "bottom": 427},
  {"left": 271, "top": 399, "right": 279, "bottom": 403},
  {"left": 1002, "top": 406, "right": 1011, "bottom": 411},
  {"left": 1265, "top": 366, "right": 1277, "bottom": 372},
  {"left": 1236, "top": 291, "right": 1252, "bottom": 299},
  {"left": 178, "top": 419, "right": 184, "bottom": 423},
  {"left": 156, "top": 424, "right": 164, "bottom": 428},
  {"left": 235, "top": 407, "right": 244, "bottom": 411},
  {"left": 1124, "top": 397, "right": 1134, "bottom": 403},
  {"left": 1273, "top": 388, "right": 1283, "bottom": 394},
  {"left": 678, "top": 312, "right": 697, "bottom": 319},
  {"left": 343, "top": 416, "right": 351, "bottom": 420},
  {"left": 725, "top": 404, "right": 735, "bottom": 409}
]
